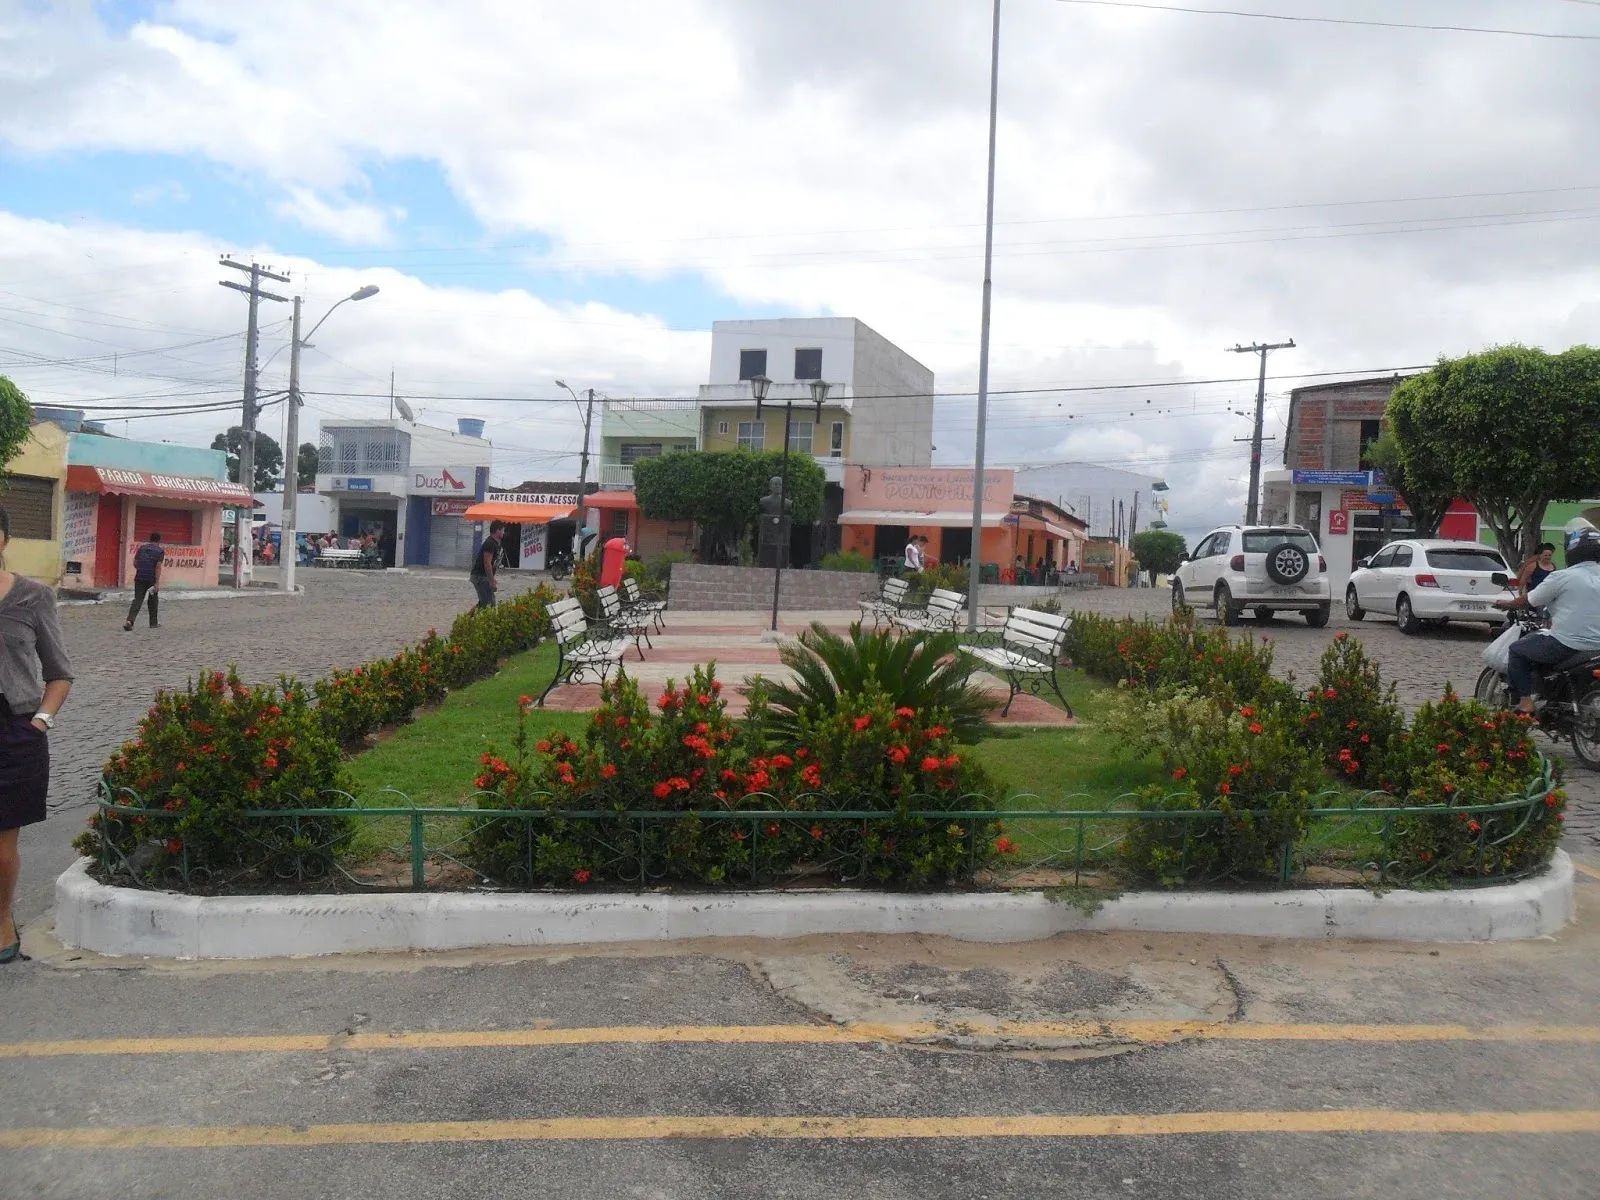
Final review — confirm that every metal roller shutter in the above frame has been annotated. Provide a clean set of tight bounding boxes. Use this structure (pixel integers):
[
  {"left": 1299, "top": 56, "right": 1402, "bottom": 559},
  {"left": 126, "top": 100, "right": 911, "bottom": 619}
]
[
  {"left": 0, "top": 475, "right": 56, "bottom": 540},
  {"left": 134, "top": 506, "right": 196, "bottom": 545},
  {"left": 428, "top": 514, "right": 475, "bottom": 569}
]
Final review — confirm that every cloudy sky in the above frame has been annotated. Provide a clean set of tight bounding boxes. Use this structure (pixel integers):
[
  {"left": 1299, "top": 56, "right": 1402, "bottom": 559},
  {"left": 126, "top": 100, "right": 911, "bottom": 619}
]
[{"left": 3, "top": 0, "right": 1598, "bottom": 542}]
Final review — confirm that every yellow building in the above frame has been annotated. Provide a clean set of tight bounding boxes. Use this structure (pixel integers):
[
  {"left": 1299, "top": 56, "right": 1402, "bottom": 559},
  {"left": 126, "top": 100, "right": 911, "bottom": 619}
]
[{"left": 2, "top": 420, "right": 69, "bottom": 586}]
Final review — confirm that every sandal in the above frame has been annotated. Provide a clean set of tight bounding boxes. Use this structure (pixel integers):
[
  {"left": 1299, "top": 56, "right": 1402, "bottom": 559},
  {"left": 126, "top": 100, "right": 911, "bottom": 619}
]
[{"left": 0, "top": 929, "right": 19, "bottom": 965}]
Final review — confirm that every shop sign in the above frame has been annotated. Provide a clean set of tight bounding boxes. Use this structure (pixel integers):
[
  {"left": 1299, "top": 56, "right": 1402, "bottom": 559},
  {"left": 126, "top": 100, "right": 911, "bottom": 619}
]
[
  {"left": 485, "top": 490, "right": 580, "bottom": 506},
  {"left": 410, "top": 468, "right": 472, "bottom": 495},
  {"left": 844, "top": 466, "right": 1013, "bottom": 515},
  {"left": 520, "top": 522, "right": 546, "bottom": 570},
  {"left": 1293, "top": 470, "right": 1372, "bottom": 487},
  {"left": 432, "top": 498, "right": 474, "bottom": 517},
  {"left": 341, "top": 478, "right": 374, "bottom": 492},
  {"left": 1327, "top": 510, "right": 1349, "bottom": 536}
]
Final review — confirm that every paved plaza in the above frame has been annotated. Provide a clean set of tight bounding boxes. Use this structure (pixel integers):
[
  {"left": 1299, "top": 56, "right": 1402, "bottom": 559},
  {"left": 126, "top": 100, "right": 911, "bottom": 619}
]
[{"left": 3, "top": 570, "right": 1597, "bottom": 1199}]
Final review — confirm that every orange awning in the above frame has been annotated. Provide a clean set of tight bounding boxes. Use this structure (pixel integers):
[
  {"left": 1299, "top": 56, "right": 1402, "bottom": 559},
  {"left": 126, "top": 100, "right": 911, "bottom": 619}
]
[
  {"left": 583, "top": 491, "right": 640, "bottom": 509},
  {"left": 461, "top": 501, "right": 576, "bottom": 523}
]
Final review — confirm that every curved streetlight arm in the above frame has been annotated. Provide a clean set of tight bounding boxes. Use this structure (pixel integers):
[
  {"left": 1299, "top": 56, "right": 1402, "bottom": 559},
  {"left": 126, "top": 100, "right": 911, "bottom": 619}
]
[{"left": 302, "top": 285, "right": 378, "bottom": 347}]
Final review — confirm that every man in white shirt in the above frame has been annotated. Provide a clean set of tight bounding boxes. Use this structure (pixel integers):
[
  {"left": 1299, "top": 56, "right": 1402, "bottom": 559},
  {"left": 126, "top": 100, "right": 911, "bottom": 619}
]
[
  {"left": 1496, "top": 527, "right": 1600, "bottom": 713},
  {"left": 903, "top": 536, "right": 923, "bottom": 572}
]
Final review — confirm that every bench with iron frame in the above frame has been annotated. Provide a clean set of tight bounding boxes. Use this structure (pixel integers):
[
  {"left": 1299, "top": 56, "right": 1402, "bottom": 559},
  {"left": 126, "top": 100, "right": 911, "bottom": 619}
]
[
  {"left": 596, "top": 584, "right": 654, "bottom": 658},
  {"left": 859, "top": 576, "right": 912, "bottom": 628},
  {"left": 891, "top": 587, "right": 968, "bottom": 634},
  {"left": 537, "top": 596, "right": 630, "bottom": 706},
  {"left": 958, "top": 606, "right": 1073, "bottom": 717},
  {"left": 620, "top": 574, "right": 669, "bottom": 633}
]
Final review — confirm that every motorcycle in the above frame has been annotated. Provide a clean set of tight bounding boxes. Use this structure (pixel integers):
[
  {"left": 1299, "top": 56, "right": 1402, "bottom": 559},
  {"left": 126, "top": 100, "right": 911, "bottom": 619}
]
[
  {"left": 1474, "top": 571, "right": 1600, "bottom": 768},
  {"left": 546, "top": 551, "right": 573, "bottom": 581}
]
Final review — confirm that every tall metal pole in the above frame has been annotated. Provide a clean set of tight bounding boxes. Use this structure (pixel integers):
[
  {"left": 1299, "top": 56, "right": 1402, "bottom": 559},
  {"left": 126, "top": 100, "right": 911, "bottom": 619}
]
[
  {"left": 967, "top": 0, "right": 1002, "bottom": 632},
  {"left": 770, "top": 401, "right": 794, "bottom": 633},
  {"left": 1229, "top": 339, "right": 1295, "bottom": 525},
  {"left": 281, "top": 296, "right": 304, "bottom": 594},
  {"left": 577, "top": 388, "right": 595, "bottom": 497},
  {"left": 220, "top": 259, "right": 288, "bottom": 587}
]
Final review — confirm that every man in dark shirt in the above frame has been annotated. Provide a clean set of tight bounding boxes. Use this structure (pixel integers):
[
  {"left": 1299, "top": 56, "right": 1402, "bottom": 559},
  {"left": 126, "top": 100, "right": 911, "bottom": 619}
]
[
  {"left": 471, "top": 521, "right": 503, "bottom": 609},
  {"left": 124, "top": 531, "right": 164, "bottom": 631}
]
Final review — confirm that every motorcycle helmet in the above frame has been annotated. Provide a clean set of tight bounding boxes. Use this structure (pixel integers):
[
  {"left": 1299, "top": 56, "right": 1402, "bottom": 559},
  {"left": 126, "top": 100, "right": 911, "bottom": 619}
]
[{"left": 1566, "top": 519, "right": 1600, "bottom": 566}]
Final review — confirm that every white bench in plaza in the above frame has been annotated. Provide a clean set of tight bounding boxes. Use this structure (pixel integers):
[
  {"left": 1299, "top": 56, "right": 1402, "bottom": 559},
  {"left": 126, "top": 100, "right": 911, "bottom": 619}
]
[
  {"left": 596, "top": 584, "right": 655, "bottom": 659},
  {"left": 313, "top": 548, "right": 364, "bottom": 568},
  {"left": 620, "top": 575, "right": 668, "bottom": 633},
  {"left": 892, "top": 587, "right": 968, "bottom": 634},
  {"left": 859, "top": 576, "right": 911, "bottom": 628},
  {"left": 958, "top": 607, "right": 1073, "bottom": 717},
  {"left": 537, "top": 596, "right": 630, "bottom": 706}
]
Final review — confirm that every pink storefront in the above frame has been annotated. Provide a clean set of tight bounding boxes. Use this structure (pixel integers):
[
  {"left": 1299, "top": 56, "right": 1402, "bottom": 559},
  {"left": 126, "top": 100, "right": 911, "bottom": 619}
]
[{"left": 64, "top": 466, "right": 249, "bottom": 589}]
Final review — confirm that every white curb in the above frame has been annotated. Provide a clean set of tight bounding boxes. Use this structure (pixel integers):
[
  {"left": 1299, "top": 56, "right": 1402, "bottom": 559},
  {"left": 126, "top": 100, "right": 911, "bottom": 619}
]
[{"left": 53, "top": 852, "right": 1575, "bottom": 960}]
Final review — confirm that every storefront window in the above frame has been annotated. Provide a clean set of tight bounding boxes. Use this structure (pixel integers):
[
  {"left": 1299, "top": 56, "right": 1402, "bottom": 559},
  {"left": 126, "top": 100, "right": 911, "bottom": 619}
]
[{"left": 1352, "top": 510, "right": 1414, "bottom": 566}]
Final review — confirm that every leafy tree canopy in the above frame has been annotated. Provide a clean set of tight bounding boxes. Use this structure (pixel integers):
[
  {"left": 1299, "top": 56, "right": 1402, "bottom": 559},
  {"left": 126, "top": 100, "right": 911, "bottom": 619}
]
[
  {"left": 0, "top": 375, "right": 35, "bottom": 472},
  {"left": 633, "top": 449, "right": 825, "bottom": 559},
  {"left": 1363, "top": 429, "right": 1453, "bottom": 539},
  {"left": 1387, "top": 345, "right": 1600, "bottom": 562},
  {"left": 211, "top": 426, "right": 284, "bottom": 492},
  {"left": 1130, "top": 529, "right": 1187, "bottom": 575},
  {"left": 295, "top": 443, "right": 320, "bottom": 492}
]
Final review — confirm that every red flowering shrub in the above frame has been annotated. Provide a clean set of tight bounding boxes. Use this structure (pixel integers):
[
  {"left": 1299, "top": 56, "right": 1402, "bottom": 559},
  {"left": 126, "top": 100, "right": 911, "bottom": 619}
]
[
  {"left": 1296, "top": 634, "right": 1403, "bottom": 785},
  {"left": 467, "top": 666, "right": 996, "bottom": 888},
  {"left": 78, "top": 668, "right": 352, "bottom": 885},
  {"left": 1067, "top": 611, "right": 1296, "bottom": 711},
  {"left": 1375, "top": 686, "right": 1565, "bottom": 879}
]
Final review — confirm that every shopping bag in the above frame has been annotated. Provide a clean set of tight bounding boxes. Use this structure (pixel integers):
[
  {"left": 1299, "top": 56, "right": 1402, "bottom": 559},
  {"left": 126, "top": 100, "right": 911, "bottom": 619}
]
[{"left": 1483, "top": 621, "right": 1519, "bottom": 675}]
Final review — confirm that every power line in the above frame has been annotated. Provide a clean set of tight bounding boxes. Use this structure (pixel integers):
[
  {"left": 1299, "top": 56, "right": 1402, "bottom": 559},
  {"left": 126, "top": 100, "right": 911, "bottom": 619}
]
[{"left": 1052, "top": 0, "right": 1600, "bottom": 41}]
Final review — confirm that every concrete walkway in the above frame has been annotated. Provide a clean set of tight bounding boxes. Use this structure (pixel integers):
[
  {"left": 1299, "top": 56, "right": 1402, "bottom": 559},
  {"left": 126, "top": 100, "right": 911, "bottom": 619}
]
[{"left": 541, "top": 610, "right": 1074, "bottom": 726}]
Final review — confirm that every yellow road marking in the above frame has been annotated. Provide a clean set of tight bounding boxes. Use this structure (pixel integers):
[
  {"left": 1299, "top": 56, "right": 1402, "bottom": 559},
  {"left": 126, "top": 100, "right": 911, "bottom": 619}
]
[
  {"left": 3, "top": 1021, "right": 1598, "bottom": 1059},
  {"left": 1573, "top": 860, "right": 1600, "bottom": 882},
  {"left": 1, "top": 1109, "right": 1595, "bottom": 1149}
]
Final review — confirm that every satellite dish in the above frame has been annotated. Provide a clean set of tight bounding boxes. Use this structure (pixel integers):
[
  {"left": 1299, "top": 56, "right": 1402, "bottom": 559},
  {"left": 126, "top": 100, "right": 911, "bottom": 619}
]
[{"left": 394, "top": 396, "right": 416, "bottom": 423}]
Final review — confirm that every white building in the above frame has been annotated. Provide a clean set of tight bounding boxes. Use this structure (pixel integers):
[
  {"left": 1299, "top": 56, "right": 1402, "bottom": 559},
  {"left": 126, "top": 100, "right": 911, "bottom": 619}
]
[
  {"left": 314, "top": 418, "right": 493, "bottom": 568},
  {"left": 1010, "top": 463, "right": 1162, "bottom": 540}
]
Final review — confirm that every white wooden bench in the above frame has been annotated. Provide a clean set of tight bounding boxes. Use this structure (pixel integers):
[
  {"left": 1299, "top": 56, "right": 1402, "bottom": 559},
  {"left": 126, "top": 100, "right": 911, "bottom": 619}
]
[
  {"left": 620, "top": 574, "right": 668, "bottom": 633},
  {"left": 958, "top": 606, "right": 1073, "bottom": 716},
  {"left": 596, "top": 584, "right": 654, "bottom": 658},
  {"left": 859, "top": 576, "right": 911, "bottom": 628},
  {"left": 313, "top": 547, "right": 363, "bottom": 568},
  {"left": 892, "top": 587, "right": 968, "bottom": 634},
  {"left": 537, "top": 596, "right": 630, "bottom": 706}
]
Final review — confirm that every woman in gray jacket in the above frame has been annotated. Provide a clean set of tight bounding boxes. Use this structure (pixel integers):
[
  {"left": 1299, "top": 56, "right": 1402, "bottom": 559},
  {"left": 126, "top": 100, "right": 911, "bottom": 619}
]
[{"left": 0, "top": 507, "right": 74, "bottom": 963}]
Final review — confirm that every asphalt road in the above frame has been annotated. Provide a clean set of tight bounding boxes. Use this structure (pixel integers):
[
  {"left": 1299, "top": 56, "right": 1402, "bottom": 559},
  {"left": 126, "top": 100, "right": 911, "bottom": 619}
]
[{"left": 3, "top": 573, "right": 1597, "bottom": 1198}]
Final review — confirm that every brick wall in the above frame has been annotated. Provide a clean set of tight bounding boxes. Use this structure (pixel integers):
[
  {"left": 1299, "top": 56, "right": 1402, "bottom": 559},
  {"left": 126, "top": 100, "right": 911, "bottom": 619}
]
[
  {"left": 668, "top": 563, "right": 880, "bottom": 611},
  {"left": 1285, "top": 378, "right": 1403, "bottom": 470}
]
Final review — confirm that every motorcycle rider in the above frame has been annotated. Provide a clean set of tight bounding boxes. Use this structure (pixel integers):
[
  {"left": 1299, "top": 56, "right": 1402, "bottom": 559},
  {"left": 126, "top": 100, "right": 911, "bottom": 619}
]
[{"left": 1495, "top": 521, "right": 1600, "bottom": 715}]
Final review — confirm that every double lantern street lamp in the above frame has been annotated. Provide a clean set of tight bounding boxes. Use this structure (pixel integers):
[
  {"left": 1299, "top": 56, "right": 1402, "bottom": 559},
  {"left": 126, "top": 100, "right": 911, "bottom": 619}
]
[
  {"left": 748, "top": 373, "right": 829, "bottom": 633},
  {"left": 280, "top": 284, "right": 380, "bottom": 593}
]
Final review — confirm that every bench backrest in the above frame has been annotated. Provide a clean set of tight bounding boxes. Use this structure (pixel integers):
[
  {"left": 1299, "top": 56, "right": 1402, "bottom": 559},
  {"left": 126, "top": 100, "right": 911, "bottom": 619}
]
[
  {"left": 595, "top": 585, "right": 622, "bottom": 619},
  {"left": 881, "top": 577, "right": 910, "bottom": 603},
  {"left": 548, "top": 596, "right": 589, "bottom": 646},
  {"left": 620, "top": 576, "right": 643, "bottom": 603},
  {"left": 1003, "top": 607, "right": 1071, "bottom": 658},
  {"left": 926, "top": 588, "right": 966, "bottom": 618},
  {"left": 320, "top": 548, "right": 360, "bottom": 560}
]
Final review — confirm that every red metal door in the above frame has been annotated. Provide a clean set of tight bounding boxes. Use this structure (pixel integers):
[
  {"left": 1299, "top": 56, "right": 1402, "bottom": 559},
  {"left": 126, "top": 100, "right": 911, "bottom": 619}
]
[
  {"left": 134, "top": 505, "right": 195, "bottom": 545},
  {"left": 94, "top": 497, "right": 122, "bottom": 586}
]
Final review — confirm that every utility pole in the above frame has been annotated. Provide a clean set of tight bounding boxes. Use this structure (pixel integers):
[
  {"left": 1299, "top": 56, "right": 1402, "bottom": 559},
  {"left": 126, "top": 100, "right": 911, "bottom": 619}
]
[
  {"left": 220, "top": 257, "right": 289, "bottom": 587},
  {"left": 966, "top": 0, "right": 1002, "bottom": 632},
  {"left": 1228, "top": 339, "right": 1295, "bottom": 525},
  {"left": 283, "top": 296, "right": 305, "bottom": 595},
  {"left": 577, "top": 389, "right": 595, "bottom": 497}
]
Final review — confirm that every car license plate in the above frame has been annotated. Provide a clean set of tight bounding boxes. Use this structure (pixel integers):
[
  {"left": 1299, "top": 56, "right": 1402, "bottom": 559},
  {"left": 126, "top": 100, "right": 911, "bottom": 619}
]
[
  {"left": 1268, "top": 585, "right": 1298, "bottom": 595},
  {"left": 1458, "top": 602, "right": 1487, "bottom": 612}
]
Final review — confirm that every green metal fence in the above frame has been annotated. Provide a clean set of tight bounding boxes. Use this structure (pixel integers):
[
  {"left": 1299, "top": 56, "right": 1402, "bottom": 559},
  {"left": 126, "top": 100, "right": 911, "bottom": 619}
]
[{"left": 88, "top": 759, "right": 1561, "bottom": 896}]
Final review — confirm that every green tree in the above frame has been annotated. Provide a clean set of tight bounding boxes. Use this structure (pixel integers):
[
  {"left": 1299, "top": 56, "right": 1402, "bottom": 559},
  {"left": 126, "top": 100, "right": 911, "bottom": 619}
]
[
  {"left": 0, "top": 376, "right": 34, "bottom": 471},
  {"left": 1387, "top": 346, "right": 1600, "bottom": 563},
  {"left": 1130, "top": 529, "right": 1187, "bottom": 575},
  {"left": 1362, "top": 429, "right": 1453, "bottom": 539},
  {"left": 295, "top": 442, "right": 320, "bottom": 492},
  {"left": 633, "top": 449, "right": 825, "bottom": 561},
  {"left": 211, "top": 426, "right": 284, "bottom": 492}
]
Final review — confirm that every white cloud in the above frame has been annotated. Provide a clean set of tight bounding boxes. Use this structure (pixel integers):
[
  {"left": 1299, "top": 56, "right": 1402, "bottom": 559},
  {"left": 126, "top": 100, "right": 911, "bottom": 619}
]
[{"left": 272, "top": 187, "right": 402, "bottom": 246}]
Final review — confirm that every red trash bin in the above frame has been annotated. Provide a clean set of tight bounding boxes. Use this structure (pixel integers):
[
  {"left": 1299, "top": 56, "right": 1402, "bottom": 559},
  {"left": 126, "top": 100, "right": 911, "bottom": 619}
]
[{"left": 600, "top": 537, "right": 628, "bottom": 589}]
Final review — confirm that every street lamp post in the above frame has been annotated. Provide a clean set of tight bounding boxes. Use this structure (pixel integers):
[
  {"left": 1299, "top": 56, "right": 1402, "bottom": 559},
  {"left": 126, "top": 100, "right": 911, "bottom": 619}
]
[
  {"left": 750, "top": 375, "right": 828, "bottom": 634},
  {"left": 556, "top": 379, "right": 596, "bottom": 555},
  {"left": 282, "top": 284, "right": 379, "bottom": 593}
]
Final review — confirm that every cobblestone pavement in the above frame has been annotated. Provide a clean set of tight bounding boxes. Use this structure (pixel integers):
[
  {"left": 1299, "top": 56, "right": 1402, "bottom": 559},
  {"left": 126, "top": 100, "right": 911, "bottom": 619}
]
[
  {"left": 1056, "top": 586, "right": 1600, "bottom": 853},
  {"left": 15, "top": 569, "right": 546, "bottom": 926}
]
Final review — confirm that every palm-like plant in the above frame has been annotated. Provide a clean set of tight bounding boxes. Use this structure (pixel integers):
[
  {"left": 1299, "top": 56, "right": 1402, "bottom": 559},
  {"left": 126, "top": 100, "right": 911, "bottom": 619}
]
[{"left": 759, "top": 622, "right": 996, "bottom": 743}]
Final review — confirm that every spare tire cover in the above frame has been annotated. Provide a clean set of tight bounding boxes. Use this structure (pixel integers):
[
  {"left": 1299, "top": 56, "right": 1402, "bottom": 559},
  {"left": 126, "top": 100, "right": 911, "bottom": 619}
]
[{"left": 1266, "top": 543, "right": 1309, "bottom": 584}]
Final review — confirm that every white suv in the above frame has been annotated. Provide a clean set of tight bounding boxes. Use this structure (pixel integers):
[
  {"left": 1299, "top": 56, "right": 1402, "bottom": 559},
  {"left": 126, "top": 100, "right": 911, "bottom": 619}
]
[{"left": 1172, "top": 524, "right": 1332, "bottom": 627}]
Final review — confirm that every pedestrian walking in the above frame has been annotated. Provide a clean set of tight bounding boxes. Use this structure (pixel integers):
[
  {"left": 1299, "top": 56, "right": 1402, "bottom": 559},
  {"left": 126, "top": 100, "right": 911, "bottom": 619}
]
[
  {"left": 124, "top": 530, "right": 164, "bottom": 632},
  {"left": 472, "top": 520, "right": 504, "bottom": 609},
  {"left": 0, "top": 505, "right": 74, "bottom": 964}
]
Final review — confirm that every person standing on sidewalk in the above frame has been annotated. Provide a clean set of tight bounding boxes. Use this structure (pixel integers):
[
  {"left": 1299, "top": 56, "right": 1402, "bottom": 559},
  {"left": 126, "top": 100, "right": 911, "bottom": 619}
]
[
  {"left": 472, "top": 520, "right": 504, "bottom": 609},
  {"left": 0, "top": 505, "right": 74, "bottom": 964},
  {"left": 123, "top": 531, "right": 164, "bottom": 632}
]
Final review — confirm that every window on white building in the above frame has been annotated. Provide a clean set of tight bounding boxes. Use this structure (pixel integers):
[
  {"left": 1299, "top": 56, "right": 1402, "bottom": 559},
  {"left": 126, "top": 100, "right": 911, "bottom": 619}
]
[
  {"left": 737, "top": 421, "right": 765, "bottom": 451},
  {"left": 738, "top": 349, "right": 767, "bottom": 381},
  {"left": 794, "top": 347, "right": 822, "bottom": 379}
]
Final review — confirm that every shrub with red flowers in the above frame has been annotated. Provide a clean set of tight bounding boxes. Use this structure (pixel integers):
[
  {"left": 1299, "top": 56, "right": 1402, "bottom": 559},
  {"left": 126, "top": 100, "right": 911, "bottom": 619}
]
[
  {"left": 1373, "top": 686, "right": 1565, "bottom": 879},
  {"left": 1067, "top": 610, "right": 1296, "bottom": 712},
  {"left": 1296, "top": 633, "right": 1403, "bottom": 786},
  {"left": 78, "top": 668, "right": 352, "bottom": 886},
  {"left": 1111, "top": 687, "right": 1323, "bottom": 886},
  {"left": 466, "top": 666, "right": 997, "bottom": 889}
]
